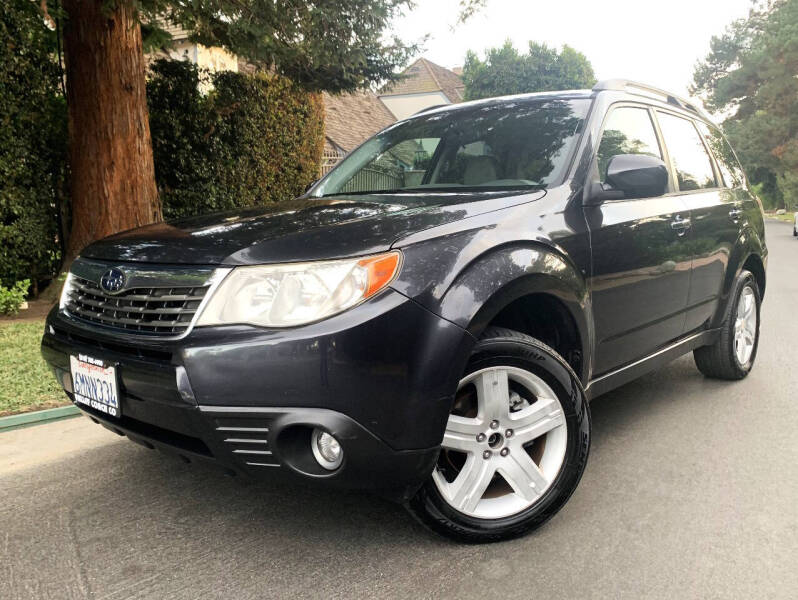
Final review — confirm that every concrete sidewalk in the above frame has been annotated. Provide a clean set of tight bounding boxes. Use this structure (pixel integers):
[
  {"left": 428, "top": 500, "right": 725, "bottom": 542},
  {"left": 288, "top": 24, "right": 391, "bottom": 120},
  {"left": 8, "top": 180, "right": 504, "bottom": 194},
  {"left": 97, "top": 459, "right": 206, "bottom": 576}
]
[{"left": 0, "top": 414, "right": 112, "bottom": 475}]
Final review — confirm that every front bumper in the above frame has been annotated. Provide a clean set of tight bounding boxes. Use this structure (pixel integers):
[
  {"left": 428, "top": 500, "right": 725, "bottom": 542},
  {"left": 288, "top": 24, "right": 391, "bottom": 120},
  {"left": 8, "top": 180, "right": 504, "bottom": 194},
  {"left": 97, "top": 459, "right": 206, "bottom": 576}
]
[{"left": 41, "top": 289, "right": 473, "bottom": 500}]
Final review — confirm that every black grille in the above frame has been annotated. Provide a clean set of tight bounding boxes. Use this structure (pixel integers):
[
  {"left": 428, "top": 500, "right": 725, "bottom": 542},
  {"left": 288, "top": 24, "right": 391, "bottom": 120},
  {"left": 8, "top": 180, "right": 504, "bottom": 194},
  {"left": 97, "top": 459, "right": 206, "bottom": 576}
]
[
  {"left": 51, "top": 325, "right": 173, "bottom": 362},
  {"left": 73, "top": 394, "right": 214, "bottom": 457},
  {"left": 65, "top": 275, "right": 209, "bottom": 335}
]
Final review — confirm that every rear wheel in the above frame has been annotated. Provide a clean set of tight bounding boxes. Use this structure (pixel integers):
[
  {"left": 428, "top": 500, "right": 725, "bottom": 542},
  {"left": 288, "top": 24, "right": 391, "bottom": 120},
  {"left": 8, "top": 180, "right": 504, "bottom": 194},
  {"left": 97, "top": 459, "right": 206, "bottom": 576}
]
[
  {"left": 694, "top": 270, "right": 760, "bottom": 380},
  {"left": 407, "top": 327, "right": 590, "bottom": 543}
]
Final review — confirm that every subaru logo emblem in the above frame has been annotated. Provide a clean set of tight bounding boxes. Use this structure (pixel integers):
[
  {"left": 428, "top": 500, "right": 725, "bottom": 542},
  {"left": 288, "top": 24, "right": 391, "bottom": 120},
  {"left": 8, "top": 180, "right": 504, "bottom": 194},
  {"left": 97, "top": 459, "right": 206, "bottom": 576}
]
[{"left": 100, "top": 268, "right": 126, "bottom": 293}]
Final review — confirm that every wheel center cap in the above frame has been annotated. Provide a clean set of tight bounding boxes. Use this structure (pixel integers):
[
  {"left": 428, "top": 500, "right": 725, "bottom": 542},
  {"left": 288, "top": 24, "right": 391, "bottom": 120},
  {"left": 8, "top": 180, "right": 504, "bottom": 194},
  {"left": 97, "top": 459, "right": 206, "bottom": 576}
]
[{"left": 487, "top": 432, "right": 504, "bottom": 449}]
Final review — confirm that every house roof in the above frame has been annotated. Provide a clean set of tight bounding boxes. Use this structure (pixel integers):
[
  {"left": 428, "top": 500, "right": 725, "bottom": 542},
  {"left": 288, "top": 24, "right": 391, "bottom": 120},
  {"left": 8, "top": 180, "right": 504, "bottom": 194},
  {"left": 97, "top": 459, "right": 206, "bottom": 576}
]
[
  {"left": 322, "top": 91, "right": 396, "bottom": 153},
  {"left": 380, "top": 58, "right": 465, "bottom": 102}
]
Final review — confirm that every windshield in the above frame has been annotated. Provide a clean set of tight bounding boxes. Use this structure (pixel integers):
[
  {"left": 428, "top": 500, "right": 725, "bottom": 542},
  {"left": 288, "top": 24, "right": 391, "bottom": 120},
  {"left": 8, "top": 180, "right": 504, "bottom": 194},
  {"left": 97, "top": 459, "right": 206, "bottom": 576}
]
[{"left": 313, "top": 98, "right": 590, "bottom": 198}]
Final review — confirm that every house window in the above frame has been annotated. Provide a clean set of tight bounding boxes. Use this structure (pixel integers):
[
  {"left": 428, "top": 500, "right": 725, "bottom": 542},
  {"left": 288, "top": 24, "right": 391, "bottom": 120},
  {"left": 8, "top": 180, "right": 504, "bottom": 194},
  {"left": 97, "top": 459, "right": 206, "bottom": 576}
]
[{"left": 321, "top": 148, "right": 346, "bottom": 176}]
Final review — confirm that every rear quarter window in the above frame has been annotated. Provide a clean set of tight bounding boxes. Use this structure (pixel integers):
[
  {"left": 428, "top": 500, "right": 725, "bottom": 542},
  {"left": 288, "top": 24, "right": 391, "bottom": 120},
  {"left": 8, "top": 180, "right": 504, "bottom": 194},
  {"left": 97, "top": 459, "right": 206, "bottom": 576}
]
[{"left": 695, "top": 122, "right": 745, "bottom": 188}]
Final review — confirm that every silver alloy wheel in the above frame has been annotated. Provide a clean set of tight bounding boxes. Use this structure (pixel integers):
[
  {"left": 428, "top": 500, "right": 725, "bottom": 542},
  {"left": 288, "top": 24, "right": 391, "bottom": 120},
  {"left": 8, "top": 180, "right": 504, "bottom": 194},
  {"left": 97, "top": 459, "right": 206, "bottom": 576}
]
[
  {"left": 734, "top": 286, "right": 757, "bottom": 366},
  {"left": 432, "top": 366, "right": 568, "bottom": 519}
]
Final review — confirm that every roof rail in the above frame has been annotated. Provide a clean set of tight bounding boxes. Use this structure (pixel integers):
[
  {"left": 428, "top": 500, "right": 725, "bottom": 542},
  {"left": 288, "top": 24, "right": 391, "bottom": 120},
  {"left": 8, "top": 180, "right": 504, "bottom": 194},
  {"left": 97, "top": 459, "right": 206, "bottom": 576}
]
[{"left": 593, "top": 79, "right": 708, "bottom": 119}]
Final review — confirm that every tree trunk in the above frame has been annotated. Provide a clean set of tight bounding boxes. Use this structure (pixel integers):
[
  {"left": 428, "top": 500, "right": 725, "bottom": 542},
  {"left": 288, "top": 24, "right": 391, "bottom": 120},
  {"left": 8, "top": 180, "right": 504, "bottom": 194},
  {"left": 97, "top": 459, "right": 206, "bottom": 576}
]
[{"left": 62, "top": 0, "right": 161, "bottom": 261}]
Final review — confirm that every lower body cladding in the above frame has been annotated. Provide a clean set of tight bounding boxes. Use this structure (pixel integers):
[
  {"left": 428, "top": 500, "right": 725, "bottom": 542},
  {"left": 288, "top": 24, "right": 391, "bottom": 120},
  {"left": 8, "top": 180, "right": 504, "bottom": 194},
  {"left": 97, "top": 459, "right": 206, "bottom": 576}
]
[{"left": 40, "top": 289, "right": 473, "bottom": 502}]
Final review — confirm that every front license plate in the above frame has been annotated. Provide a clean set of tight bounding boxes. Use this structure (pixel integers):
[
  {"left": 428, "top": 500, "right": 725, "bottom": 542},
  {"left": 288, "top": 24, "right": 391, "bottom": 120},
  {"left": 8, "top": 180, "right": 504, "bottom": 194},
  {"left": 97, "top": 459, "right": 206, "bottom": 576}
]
[{"left": 70, "top": 354, "right": 121, "bottom": 418}]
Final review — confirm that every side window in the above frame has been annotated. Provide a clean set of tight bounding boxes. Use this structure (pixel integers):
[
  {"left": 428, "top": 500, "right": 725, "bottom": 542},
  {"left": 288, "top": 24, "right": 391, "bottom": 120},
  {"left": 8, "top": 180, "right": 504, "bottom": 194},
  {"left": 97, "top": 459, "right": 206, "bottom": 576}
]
[
  {"left": 695, "top": 122, "right": 744, "bottom": 188},
  {"left": 596, "top": 106, "right": 662, "bottom": 183},
  {"left": 656, "top": 112, "right": 717, "bottom": 191}
]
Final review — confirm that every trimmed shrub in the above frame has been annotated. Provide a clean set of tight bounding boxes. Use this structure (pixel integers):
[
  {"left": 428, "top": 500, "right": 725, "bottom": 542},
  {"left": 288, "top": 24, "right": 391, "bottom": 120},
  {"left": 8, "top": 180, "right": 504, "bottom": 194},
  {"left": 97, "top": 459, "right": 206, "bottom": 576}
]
[
  {"left": 0, "top": 279, "right": 30, "bottom": 316},
  {"left": 0, "top": 0, "right": 68, "bottom": 294},
  {"left": 148, "top": 59, "right": 325, "bottom": 219}
]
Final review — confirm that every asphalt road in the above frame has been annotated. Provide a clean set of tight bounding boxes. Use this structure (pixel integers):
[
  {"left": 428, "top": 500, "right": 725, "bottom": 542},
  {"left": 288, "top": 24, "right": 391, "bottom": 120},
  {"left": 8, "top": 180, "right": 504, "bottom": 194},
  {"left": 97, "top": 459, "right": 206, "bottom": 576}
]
[{"left": 2, "top": 221, "right": 796, "bottom": 600}]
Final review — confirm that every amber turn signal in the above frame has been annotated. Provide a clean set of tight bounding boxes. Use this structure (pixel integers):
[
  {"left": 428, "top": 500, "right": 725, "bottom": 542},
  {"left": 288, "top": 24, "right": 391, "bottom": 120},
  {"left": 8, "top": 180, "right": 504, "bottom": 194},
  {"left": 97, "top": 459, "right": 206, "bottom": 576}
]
[{"left": 359, "top": 252, "right": 402, "bottom": 298}]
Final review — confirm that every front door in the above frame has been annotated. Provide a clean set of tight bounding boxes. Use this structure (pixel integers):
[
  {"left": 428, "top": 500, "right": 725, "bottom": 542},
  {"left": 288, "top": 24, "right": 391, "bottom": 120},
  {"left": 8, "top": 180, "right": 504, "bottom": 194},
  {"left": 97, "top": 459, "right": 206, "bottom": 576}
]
[{"left": 586, "top": 105, "right": 693, "bottom": 376}]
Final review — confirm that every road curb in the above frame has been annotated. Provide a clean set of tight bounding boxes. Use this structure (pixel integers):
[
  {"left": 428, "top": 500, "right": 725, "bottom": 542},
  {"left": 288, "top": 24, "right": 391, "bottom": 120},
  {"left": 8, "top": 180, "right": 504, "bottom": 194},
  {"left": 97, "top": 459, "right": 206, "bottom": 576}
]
[{"left": 0, "top": 405, "right": 80, "bottom": 432}]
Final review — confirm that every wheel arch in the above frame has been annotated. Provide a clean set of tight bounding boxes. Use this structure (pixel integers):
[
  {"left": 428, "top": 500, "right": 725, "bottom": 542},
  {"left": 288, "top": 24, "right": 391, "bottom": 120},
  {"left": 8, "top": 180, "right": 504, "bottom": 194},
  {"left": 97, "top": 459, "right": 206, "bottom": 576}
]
[
  {"left": 741, "top": 253, "right": 766, "bottom": 299},
  {"left": 713, "top": 227, "right": 767, "bottom": 328},
  {"left": 437, "top": 243, "right": 593, "bottom": 384}
]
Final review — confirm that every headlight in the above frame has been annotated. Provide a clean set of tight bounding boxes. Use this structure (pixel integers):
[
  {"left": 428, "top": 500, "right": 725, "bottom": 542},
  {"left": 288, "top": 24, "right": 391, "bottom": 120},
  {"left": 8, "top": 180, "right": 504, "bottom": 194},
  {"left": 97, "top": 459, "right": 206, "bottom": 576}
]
[
  {"left": 196, "top": 251, "right": 401, "bottom": 328},
  {"left": 59, "top": 273, "right": 75, "bottom": 310}
]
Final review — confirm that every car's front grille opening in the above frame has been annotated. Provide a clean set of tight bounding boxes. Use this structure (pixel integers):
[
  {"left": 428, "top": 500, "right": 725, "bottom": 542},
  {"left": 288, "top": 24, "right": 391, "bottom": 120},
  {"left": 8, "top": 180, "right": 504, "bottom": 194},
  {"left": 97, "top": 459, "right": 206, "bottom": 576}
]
[
  {"left": 72, "top": 394, "right": 213, "bottom": 457},
  {"left": 52, "top": 326, "right": 173, "bottom": 363},
  {"left": 65, "top": 275, "right": 209, "bottom": 336}
]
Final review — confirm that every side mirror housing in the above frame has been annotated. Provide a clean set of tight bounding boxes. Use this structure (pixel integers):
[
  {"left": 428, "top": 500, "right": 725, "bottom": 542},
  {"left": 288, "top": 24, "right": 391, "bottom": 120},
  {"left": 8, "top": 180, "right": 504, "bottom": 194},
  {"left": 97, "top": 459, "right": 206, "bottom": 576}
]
[
  {"left": 606, "top": 154, "right": 669, "bottom": 198},
  {"left": 587, "top": 154, "right": 669, "bottom": 204}
]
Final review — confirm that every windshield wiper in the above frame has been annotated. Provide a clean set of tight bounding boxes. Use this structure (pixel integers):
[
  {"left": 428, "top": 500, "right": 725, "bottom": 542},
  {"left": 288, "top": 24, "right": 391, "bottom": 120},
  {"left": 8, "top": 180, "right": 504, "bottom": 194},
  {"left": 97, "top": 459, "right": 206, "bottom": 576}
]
[
  {"left": 402, "top": 184, "right": 546, "bottom": 192},
  {"left": 318, "top": 184, "right": 545, "bottom": 198}
]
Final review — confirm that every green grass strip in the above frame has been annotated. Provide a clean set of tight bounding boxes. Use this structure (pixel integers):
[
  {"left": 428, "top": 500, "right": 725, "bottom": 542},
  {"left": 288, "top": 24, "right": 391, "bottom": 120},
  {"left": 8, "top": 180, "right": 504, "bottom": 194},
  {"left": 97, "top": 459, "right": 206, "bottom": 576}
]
[{"left": 0, "top": 320, "right": 69, "bottom": 417}]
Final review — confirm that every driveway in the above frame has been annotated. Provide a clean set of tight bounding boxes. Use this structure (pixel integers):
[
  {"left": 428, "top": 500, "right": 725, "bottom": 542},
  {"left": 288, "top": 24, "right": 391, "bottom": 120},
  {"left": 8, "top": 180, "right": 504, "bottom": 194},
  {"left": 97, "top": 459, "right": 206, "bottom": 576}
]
[{"left": 2, "top": 221, "right": 796, "bottom": 600}]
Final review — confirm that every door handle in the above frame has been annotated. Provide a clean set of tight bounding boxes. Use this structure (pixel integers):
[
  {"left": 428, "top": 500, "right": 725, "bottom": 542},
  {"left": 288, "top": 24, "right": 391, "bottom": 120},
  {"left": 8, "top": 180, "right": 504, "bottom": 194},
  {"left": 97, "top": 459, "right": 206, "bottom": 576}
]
[
  {"left": 729, "top": 207, "right": 743, "bottom": 220},
  {"left": 671, "top": 215, "right": 691, "bottom": 235}
]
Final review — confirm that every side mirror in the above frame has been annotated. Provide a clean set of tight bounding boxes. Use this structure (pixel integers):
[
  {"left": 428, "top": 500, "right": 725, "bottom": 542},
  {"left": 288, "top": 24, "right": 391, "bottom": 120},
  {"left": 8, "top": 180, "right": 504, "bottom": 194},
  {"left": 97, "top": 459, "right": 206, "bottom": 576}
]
[
  {"left": 606, "top": 154, "right": 668, "bottom": 198},
  {"left": 587, "top": 154, "right": 669, "bottom": 203},
  {"left": 303, "top": 179, "right": 319, "bottom": 195}
]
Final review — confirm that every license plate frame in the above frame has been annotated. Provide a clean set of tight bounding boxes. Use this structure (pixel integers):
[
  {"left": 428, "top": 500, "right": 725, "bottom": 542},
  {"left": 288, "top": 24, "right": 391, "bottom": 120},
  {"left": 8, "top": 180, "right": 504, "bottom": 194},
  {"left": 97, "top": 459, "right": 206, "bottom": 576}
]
[{"left": 69, "top": 354, "right": 121, "bottom": 418}]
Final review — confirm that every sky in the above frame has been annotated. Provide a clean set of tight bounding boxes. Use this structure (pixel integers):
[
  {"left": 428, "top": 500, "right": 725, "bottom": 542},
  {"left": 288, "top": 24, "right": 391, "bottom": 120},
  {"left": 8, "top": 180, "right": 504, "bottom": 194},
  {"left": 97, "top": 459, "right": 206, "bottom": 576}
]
[{"left": 392, "top": 0, "right": 754, "bottom": 99}]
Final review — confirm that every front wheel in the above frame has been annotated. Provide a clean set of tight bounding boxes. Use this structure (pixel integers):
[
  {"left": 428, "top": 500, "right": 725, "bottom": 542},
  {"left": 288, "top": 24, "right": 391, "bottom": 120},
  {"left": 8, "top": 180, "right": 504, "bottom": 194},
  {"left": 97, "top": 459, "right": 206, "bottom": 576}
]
[{"left": 406, "top": 327, "right": 590, "bottom": 543}]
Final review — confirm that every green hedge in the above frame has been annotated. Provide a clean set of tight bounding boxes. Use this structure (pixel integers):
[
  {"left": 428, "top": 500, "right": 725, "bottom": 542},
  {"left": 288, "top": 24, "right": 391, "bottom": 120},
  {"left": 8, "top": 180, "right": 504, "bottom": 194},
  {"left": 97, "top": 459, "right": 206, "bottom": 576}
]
[
  {"left": 0, "top": 0, "right": 67, "bottom": 294},
  {"left": 148, "top": 59, "right": 325, "bottom": 219},
  {"left": 0, "top": 48, "right": 324, "bottom": 292}
]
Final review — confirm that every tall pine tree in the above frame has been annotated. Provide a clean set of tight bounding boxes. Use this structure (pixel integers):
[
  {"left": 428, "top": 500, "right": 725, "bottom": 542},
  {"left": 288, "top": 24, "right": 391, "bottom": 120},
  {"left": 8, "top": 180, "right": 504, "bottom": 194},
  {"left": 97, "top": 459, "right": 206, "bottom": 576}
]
[{"left": 692, "top": 0, "right": 798, "bottom": 208}]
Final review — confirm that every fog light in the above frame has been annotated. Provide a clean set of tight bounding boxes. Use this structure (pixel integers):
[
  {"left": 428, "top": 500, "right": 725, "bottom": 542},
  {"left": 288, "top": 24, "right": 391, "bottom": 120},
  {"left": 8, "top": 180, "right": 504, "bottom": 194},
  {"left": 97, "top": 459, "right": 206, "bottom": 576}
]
[{"left": 311, "top": 428, "right": 343, "bottom": 470}]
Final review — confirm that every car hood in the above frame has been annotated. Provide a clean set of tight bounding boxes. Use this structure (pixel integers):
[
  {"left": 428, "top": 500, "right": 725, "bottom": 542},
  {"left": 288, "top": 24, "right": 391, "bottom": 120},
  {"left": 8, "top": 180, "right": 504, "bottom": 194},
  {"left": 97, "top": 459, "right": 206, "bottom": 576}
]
[{"left": 80, "top": 191, "right": 545, "bottom": 265}]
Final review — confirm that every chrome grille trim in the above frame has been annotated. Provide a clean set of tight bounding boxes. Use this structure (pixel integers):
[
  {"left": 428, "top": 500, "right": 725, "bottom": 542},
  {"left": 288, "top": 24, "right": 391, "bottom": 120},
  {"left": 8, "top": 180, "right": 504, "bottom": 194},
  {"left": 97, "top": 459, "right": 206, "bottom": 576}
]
[
  {"left": 216, "top": 426, "right": 270, "bottom": 433},
  {"left": 66, "top": 275, "right": 204, "bottom": 332},
  {"left": 63, "top": 258, "right": 230, "bottom": 338}
]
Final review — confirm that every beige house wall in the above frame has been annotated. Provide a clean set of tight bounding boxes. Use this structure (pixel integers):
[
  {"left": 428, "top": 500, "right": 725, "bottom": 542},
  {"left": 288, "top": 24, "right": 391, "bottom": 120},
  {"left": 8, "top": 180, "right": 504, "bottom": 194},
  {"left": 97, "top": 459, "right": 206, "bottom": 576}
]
[
  {"left": 379, "top": 91, "right": 450, "bottom": 121},
  {"left": 151, "top": 40, "right": 239, "bottom": 92},
  {"left": 194, "top": 45, "right": 239, "bottom": 74},
  {"left": 165, "top": 41, "right": 238, "bottom": 73}
]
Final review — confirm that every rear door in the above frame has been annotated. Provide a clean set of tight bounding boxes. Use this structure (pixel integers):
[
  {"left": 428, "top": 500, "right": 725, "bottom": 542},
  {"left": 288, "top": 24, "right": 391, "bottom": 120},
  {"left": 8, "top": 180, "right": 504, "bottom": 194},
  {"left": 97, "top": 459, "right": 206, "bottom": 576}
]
[
  {"left": 654, "top": 111, "right": 739, "bottom": 333},
  {"left": 586, "top": 104, "right": 693, "bottom": 376}
]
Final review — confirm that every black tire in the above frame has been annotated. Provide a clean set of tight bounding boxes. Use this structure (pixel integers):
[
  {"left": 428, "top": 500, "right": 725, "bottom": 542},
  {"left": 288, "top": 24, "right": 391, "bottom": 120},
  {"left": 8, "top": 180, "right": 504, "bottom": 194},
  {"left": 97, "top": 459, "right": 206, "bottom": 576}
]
[
  {"left": 406, "top": 327, "right": 590, "bottom": 543},
  {"left": 694, "top": 270, "right": 761, "bottom": 380},
  {"left": 793, "top": 226, "right": 797, "bottom": 237}
]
